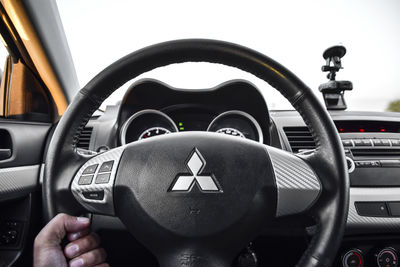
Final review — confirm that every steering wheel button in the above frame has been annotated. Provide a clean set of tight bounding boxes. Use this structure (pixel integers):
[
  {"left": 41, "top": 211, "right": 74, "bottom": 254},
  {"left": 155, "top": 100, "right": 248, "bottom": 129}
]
[
  {"left": 78, "top": 175, "right": 93, "bottom": 185},
  {"left": 82, "top": 164, "right": 98, "bottom": 174},
  {"left": 99, "top": 160, "right": 114, "bottom": 173},
  {"left": 82, "top": 191, "right": 104, "bottom": 200},
  {"left": 95, "top": 173, "right": 111, "bottom": 184}
]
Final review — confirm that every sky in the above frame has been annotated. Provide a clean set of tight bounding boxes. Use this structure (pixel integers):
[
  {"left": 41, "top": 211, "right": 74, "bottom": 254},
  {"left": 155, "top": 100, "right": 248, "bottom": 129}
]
[{"left": 53, "top": 0, "right": 399, "bottom": 111}]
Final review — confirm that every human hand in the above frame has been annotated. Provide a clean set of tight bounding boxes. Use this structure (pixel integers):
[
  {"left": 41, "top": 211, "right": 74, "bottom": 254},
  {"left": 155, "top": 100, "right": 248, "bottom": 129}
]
[{"left": 34, "top": 213, "right": 108, "bottom": 267}]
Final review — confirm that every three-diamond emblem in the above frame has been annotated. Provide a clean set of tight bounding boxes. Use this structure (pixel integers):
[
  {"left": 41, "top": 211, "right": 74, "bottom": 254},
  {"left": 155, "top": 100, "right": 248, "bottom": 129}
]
[{"left": 169, "top": 149, "right": 221, "bottom": 192}]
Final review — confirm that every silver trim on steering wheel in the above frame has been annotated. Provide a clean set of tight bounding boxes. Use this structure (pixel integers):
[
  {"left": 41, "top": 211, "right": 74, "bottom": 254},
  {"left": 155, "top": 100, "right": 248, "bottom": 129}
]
[
  {"left": 266, "top": 146, "right": 321, "bottom": 217},
  {"left": 71, "top": 146, "right": 125, "bottom": 215}
]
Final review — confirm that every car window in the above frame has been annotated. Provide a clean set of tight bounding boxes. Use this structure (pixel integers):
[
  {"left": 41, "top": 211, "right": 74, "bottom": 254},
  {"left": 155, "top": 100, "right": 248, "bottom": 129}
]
[
  {"left": 57, "top": 0, "right": 400, "bottom": 112},
  {"left": 0, "top": 35, "right": 53, "bottom": 122},
  {"left": 0, "top": 40, "right": 9, "bottom": 117},
  {"left": 0, "top": 39, "right": 7, "bottom": 69}
]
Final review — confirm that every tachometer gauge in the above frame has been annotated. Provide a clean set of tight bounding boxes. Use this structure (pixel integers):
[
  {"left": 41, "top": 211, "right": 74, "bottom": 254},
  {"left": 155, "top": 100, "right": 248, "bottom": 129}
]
[
  {"left": 139, "top": 127, "right": 171, "bottom": 140},
  {"left": 207, "top": 110, "right": 263, "bottom": 143},
  {"left": 216, "top": 128, "right": 245, "bottom": 138},
  {"left": 120, "top": 109, "right": 178, "bottom": 144}
]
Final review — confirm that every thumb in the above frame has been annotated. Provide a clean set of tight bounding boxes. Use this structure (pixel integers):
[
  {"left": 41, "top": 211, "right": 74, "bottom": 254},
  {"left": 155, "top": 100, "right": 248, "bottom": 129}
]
[{"left": 36, "top": 213, "right": 90, "bottom": 246}]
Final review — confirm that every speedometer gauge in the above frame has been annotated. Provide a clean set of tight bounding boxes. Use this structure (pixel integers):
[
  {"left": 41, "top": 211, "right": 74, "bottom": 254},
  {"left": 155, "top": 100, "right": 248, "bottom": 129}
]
[
  {"left": 120, "top": 109, "right": 178, "bottom": 144},
  {"left": 139, "top": 127, "right": 171, "bottom": 140},
  {"left": 216, "top": 128, "right": 245, "bottom": 138}
]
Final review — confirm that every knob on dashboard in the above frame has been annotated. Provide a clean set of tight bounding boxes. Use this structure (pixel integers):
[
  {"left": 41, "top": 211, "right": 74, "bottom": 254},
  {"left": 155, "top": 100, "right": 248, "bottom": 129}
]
[
  {"left": 342, "top": 249, "right": 363, "bottom": 267},
  {"left": 346, "top": 156, "right": 355, "bottom": 173},
  {"left": 377, "top": 247, "right": 398, "bottom": 267}
]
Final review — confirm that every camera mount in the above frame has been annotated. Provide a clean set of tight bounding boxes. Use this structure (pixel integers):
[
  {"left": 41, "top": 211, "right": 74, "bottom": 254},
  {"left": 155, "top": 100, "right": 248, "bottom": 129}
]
[{"left": 319, "top": 45, "right": 353, "bottom": 110}]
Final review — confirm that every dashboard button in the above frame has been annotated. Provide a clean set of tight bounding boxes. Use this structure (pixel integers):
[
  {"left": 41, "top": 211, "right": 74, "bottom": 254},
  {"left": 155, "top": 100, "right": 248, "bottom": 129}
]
[
  {"left": 391, "top": 140, "right": 400, "bottom": 146},
  {"left": 353, "top": 139, "right": 372, "bottom": 147},
  {"left": 388, "top": 202, "right": 400, "bottom": 217},
  {"left": 99, "top": 161, "right": 114, "bottom": 173},
  {"left": 78, "top": 175, "right": 93, "bottom": 185},
  {"left": 370, "top": 161, "right": 381, "bottom": 167},
  {"left": 381, "top": 139, "right": 391, "bottom": 146},
  {"left": 342, "top": 140, "right": 353, "bottom": 147},
  {"left": 355, "top": 202, "right": 389, "bottom": 217},
  {"left": 354, "top": 160, "right": 380, "bottom": 168},
  {"left": 373, "top": 139, "right": 385, "bottom": 146},
  {"left": 95, "top": 173, "right": 111, "bottom": 184},
  {"left": 355, "top": 161, "right": 371, "bottom": 167},
  {"left": 355, "top": 161, "right": 364, "bottom": 167},
  {"left": 82, "top": 191, "right": 104, "bottom": 200},
  {"left": 82, "top": 164, "right": 98, "bottom": 174},
  {"left": 380, "top": 160, "right": 400, "bottom": 167}
]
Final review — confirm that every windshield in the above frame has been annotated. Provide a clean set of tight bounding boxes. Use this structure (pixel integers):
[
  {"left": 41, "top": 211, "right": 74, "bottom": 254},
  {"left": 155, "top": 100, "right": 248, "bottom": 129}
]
[{"left": 57, "top": 0, "right": 400, "bottom": 112}]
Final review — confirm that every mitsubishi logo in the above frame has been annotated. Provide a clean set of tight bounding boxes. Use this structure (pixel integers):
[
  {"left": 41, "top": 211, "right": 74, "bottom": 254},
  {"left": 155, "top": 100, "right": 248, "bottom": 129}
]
[{"left": 169, "top": 149, "right": 222, "bottom": 192}]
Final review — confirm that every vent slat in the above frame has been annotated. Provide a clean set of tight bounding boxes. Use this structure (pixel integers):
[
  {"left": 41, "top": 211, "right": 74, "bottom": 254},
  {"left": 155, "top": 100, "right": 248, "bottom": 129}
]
[
  {"left": 289, "top": 141, "right": 316, "bottom": 144},
  {"left": 77, "top": 127, "right": 93, "bottom": 150},
  {"left": 291, "top": 146, "right": 316, "bottom": 149},
  {"left": 285, "top": 132, "right": 313, "bottom": 136},
  {"left": 283, "top": 127, "right": 316, "bottom": 153}
]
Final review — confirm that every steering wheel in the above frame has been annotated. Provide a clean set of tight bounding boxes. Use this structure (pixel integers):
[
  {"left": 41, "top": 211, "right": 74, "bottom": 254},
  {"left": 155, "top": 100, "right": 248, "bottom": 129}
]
[{"left": 43, "top": 39, "right": 349, "bottom": 267}]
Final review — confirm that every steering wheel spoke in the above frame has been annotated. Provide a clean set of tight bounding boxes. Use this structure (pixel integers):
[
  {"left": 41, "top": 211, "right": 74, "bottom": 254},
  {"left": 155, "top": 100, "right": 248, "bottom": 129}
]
[
  {"left": 266, "top": 146, "right": 322, "bottom": 218},
  {"left": 71, "top": 146, "right": 125, "bottom": 215}
]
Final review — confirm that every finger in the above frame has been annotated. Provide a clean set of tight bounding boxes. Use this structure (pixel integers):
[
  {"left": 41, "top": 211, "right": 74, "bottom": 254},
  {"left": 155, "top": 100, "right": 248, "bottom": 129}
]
[
  {"left": 68, "top": 248, "right": 107, "bottom": 267},
  {"left": 63, "top": 215, "right": 91, "bottom": 233},
  {"left": 64, "top": 233, "right": 100, "bottom": 259},
  {"left": 67, "top": 228, "right": 90, "bottom": 242},
  {"left": 35, "top": 213, "right": 91, "bottom": 246}
]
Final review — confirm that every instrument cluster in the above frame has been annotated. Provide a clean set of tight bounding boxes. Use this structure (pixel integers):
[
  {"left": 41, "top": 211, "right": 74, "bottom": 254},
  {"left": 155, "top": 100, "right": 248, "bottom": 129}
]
[{"left": 120, "top": 109, "right": 263, "bottom": 145}]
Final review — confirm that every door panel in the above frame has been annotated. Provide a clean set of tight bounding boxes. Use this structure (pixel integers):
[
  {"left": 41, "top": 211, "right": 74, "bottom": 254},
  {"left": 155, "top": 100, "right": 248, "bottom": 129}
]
[
  {"left": 0, "top": 119, "right": 51, "bottom": 267},
  {"left": 0, "top": 120, "right": 51, "bottom": 168},
  {"left": 0, "top": 165, "right": 40, "bottom": 202}
]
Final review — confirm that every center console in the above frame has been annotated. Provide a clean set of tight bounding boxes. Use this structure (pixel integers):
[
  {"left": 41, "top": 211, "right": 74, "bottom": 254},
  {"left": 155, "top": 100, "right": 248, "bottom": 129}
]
[{"left": 271, "top": 111, "right": 400, "bottom": 267}]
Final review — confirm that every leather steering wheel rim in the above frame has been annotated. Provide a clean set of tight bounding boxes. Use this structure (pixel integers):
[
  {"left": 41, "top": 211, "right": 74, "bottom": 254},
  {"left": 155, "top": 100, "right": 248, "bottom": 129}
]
[{"left": 44, "top": 39, "right": 349, "bottom": 267}]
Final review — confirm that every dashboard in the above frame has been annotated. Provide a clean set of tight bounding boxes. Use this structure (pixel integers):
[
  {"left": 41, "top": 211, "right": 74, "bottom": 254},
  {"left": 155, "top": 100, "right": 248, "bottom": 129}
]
[
  {"left": 82, "top": 79, "right": 400, "bottom": 267},
  {"left": 90, "top": 79, "right": 274, "bottom": 150},
  {"left": 113, "top": 79, "right": 270, "bottom": 148}
]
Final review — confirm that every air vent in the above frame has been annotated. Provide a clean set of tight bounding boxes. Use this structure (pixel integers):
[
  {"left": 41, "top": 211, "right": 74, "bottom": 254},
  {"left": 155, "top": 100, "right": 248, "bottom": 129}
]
[
  {"left": 77, "top": 127, "right": 93, "bottom": 150},
  {"left": 283, "top": 127, "right": 316, "bottom": 153},
  {"left": 352, "top": 148, "right": 400, "bottom": 158}
]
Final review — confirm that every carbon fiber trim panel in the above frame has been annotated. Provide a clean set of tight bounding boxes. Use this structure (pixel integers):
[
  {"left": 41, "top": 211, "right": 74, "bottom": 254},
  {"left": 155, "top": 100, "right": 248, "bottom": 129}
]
[
  {"left": 266, "top": 146, "right": 321, "bottom": 217},
  {"left": 71, "top": 146, "right": 124, "bottom": 215},
  {"left": 347, "top": 187, "right": 400, "bottom": 233},
  {"left": 0, "top": 165, "right": 39, "bottom": 201}
]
